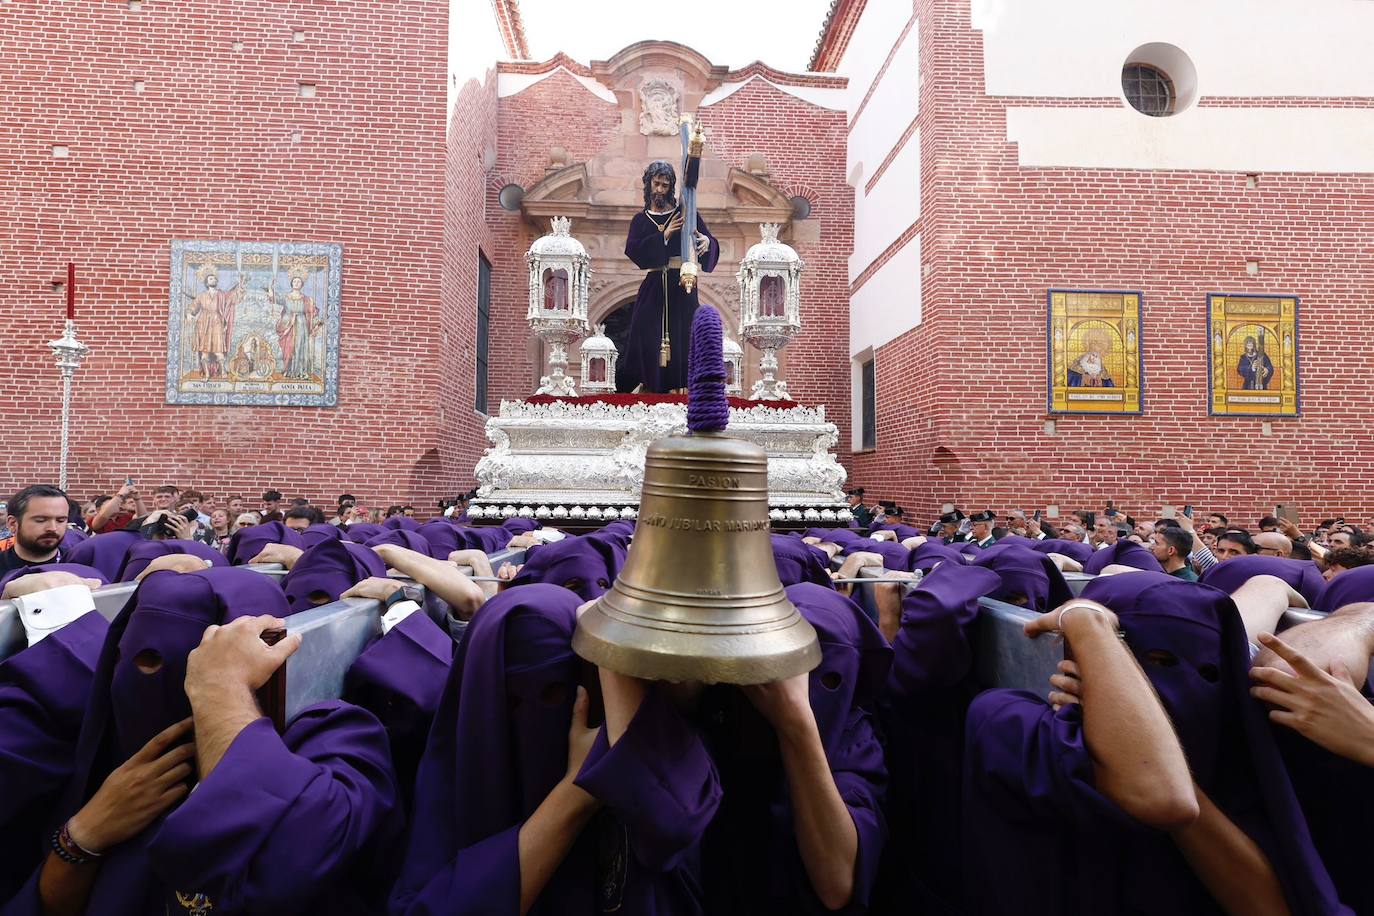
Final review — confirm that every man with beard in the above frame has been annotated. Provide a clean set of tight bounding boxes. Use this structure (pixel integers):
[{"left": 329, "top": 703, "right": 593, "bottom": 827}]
[
  {"left": 0, "top": 485, "right": 70, "bottom": 578},
  {"left": 616, "top": 160, "right": 719, "bottom": 394}
]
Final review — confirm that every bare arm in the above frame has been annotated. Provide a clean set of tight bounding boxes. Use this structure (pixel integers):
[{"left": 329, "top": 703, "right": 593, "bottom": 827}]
[
  {"left": 376, "top": 545, "right": 485, "bottom": 620},
  {"left": 89, "top": 485, "right": 131, "bottom": 531},
  {"left": 517, "top": 687, "right": 600, "bottom": 914},
  {"left": 448, "top": 548, "right": 499, "bottom": 600},
  {"left": 1229, "top": 575, "right": 1304, "bottom": 646},
  {"left": 745, "top": 676, "right": 858, "bottom": 911},
  {"left": 1030, "top": 604, "right": 1198, "bottom": 829},
  {"left": 1170, "top": 784, "right": 1290, "bottom": 916}
]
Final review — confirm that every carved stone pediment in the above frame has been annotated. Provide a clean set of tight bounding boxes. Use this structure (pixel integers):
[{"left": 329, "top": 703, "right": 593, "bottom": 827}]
[{"left": 638, "top": 77, "right": 681, "bottom": 136}]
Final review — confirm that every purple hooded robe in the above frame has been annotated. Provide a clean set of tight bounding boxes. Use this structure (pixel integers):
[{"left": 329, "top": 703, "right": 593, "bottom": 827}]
[
  {"left": 1081, "top": 539, "right": 1164, "bottom": 575},
  {"left": 697, "top": 584, "right": 891, "bottom": 914},
  {"left": 383, "top": 515, "right": 422, "bottom": 531},
  {"left": 1199, "top": 554, "right": 1327, "bottom": 607},
  {"left": 299, "top": 523, "right": 345, "bottom": 548},
  {"left": 0, "top": 562, "right": 108, "bottom": 592},
  {"left": 281, "top": 538, "right": 388, "bottom": 611},
  {"left": 1027, "top": 538, "right": 1094, "bottom": 564},
  {"left": 770, "top": 534, "right": 836, "bottom": 588},
  {"left": 365, "top": 528, "right": 433, "bottom": 555},
  {"left": 343, "top": 522, "right": 386, "bottom": 544},
  {"left": 1316, "top": 565, "right": 1374, "bottom": 613},
  {"left": 962, "top": 572, "right": 1348, "bottom": 915},
  {"left": 4, "top": 567, "right": 400, "bottom": 916},
  {"left": 0, "top": 610, "right": 108, "bottom": 902},
  {"left": 63, "top": 529, "right": 141, "bottom": 581},
  {"left": 873, "top": 562, "right": 1001, "bottom": 913},
  {"left": 972, "top": 543, "right": 1072, "bottom": 612},
  {"left": 509, "top": 535, "right": 626, "bottom": 601},
  {"left": 390, "top": 584, "right": 721, "bottom": 915},
  {"left": 225, "top": 520, "right": 306, "bottom": 566},
  {"left": 117, "top": 538, "right": 226, "bottom": 582}
]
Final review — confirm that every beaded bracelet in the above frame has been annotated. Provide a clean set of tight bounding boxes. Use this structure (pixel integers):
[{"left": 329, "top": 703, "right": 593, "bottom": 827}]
[{"left": 49, "top": 821, "right": 102, "bottom": 865}]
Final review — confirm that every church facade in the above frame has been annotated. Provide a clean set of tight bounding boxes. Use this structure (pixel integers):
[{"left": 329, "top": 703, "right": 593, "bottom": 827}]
[{"left": 3, "top": 0, "right": 1373, "bottom": 524}]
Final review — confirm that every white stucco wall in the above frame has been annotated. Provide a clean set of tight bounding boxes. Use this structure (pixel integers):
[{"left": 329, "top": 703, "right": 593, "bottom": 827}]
[
  {"left": 840, "top": 3, "right": 922, "bottom": 364},
  {"left": 974, "top": 0, "right": 1374, "bottom": 172},
  {"left": 849, "top": 233, "right": 921, "bottom": 359}
]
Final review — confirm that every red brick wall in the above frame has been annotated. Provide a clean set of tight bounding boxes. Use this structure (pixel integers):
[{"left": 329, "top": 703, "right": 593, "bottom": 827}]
[
  {"left": 0, "top": 0, "right": 468, "bottom": 514},
  {"left": 441, "top": 71, "right": 500, "bottom": 490},
  {"left": 486, "top": 72, "right": 622, "bottom": 408},
  {"left": 854, "top": 0, "right": 1374, "bottom": 529}
]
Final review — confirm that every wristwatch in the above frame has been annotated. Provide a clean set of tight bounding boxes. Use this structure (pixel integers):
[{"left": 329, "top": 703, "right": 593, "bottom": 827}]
[{"left": 384, "top": 585, "right": 423, "bottom": 610}]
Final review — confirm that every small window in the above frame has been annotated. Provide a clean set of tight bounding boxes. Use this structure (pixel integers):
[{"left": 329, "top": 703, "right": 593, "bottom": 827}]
[
  {"left": 1122, "top": 64, "right": 1174, "bottom": 117},
  {"left": 860, "top": 357, "right": 876, "bottom": 450},
  {"left": 476, "top": 253, "right": 491, "bottom": 413}
]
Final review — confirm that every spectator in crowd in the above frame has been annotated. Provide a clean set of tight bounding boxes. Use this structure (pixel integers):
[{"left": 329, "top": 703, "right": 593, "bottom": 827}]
[
  {"left": 936, "top": 510, "right": 965, "bottom": 544},
  {"left": 1320, "top": 545, "right": 1374, "bottom": 581},
  {"left": 1148, "top": 525, "right": 1199, "bottom": 581},
  {"left": 1090, "top": 514, "right": 1120, "bottom": 550},
  {"left": 283, "top": 505, "right": 322, "bottom": 532},
  {"left": 967, "top": 511, "right": 998, "bottom": 548},
  {"left": 226, "top": 494, "right": 245, "bottom": 518},
  {"left": 1208, "top": 512, "right": 1229, "bottom": 528},
  {"left": 1134, "top": 518, "right": 1155, "bottom": 541},
  {"left": 1215, "top": 529, "right": 1259, "bottom": 561},
  {"left": 150, "top": 485, "right": 180, "bottom": 513},
  {"left": 179, "top": 490, "right": 212, "bottom": 526},
  {"left": 1258, "top": 515, "right": 1280, "bottom": 532},
  {"left": 1328, "top": 526, "right": 1367, "bottom": 550},
  {"left": 1, "top": 485, "right": 70, "bottom": 578},
  {"left": 261, "top": 489, "right": 285, "bottom": 523},
  {"left": 231, "top": 512, "right": 261, "bottom": 535},
  {"left": 208, "top": 508, "right": 231, "bottom": 551},
  {"left": 1253, "top": 531, "right": 1294, "bottom": 558},
  {"left": 847, "top": 488, "right": 873, "bottom": 528},
  {"left": 87, "top": 482, "right": 141, "bottom": 534}
]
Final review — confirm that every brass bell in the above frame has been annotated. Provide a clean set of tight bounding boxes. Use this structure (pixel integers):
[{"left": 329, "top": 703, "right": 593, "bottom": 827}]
[{"left": 573, "top": 431, "right": 821, "bottom": 684}]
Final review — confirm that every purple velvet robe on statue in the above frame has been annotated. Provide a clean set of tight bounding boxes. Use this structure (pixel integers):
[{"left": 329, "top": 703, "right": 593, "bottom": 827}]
[
  {"left": 698, "top": 584, "right": 890, "bottom": 915},
  {"left": 962, "top": 572, "right": 1348, "bottom": 916},
  {"left": 617, "top": 210, "right": 720, "bottom": 393},
  {"left": 0, "top": 611, "right": 108, "bottom": 903},
  {"left": 872, "top": 562, "right": 1001, "bottom": 914},
  {"left": 3, "top": 567, "right": 400, "bottom": 916},
  {"left": 390, "top": 584, "right": 721, "bottom": 915}
]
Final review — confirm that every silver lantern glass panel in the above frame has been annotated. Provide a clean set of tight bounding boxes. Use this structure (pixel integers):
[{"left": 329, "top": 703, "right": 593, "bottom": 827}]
[
  {"left": 737, "top": 223, "right": 803, "bottom": 400},
  {"left": 527, "top": 216, "right": 591, "bottom": 397},
  {"left": 579, "top": 323, "right": 619, "bottom": 393},
  {"left": 722, "top": 334, "right": 744, "bottom": 396}
]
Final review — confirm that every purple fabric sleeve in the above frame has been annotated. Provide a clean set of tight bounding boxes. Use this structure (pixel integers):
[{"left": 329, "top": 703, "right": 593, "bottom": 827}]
[
  {"left": 695, "top": 215, "right": 719, "bottom": 273},
  {"left": 575, "top": 686, "right": 721, "bottom": 872},
  {"left": 389, "top": 826, "right": 521, "bottom": 916},
  {"left": 148, "top": 703, "right": 398, "bottom": 913}
]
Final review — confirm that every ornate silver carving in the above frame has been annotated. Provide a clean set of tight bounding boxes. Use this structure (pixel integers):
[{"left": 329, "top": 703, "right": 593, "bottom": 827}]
[
  {"left": 738, "top": 223, "right": 803, "bottom": 400},
  {"left": 472, "top": 398, "right": 847, "bottom": 515},
  {"left": 527, "top": 217, "right": 591, "bottom": 396}
]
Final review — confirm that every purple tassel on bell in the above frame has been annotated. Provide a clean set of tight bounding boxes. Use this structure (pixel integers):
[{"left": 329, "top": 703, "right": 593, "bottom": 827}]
[{"left": 686, "top": 306, "right": 730, "bottom": 434}]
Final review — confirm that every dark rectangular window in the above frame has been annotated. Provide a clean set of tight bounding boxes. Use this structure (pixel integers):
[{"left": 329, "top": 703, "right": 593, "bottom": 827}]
[
  {"left": 475, "top": 252, "right": 491, "bottom": 413},
  {"left": 860, "top": 357, "right": 876, "bottom": 450}
]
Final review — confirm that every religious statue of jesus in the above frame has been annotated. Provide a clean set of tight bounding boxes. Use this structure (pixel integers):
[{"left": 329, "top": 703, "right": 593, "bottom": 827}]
[{"left": 616, "top": 160, "right": 719, "bottom": 393}]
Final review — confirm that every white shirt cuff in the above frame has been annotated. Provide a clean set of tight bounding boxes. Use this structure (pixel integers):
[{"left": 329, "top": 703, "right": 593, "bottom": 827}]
[{"left": 14, "top": 583, "right": 96, "bottom": 645}]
